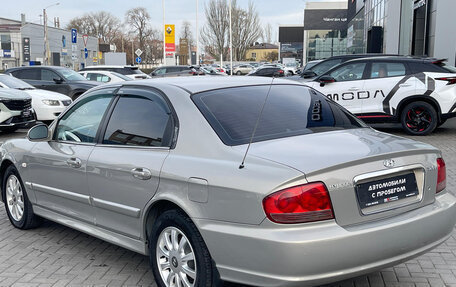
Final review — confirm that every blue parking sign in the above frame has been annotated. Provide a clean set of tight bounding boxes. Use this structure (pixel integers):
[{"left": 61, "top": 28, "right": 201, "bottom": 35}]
[{"left": 71, "top": 29, "right": 77, "bottom": 44}]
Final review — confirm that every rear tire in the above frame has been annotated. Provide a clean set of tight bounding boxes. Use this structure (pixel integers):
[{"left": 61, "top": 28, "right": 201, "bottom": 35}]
[
  {"left": 236, "top": 71, "right": 242, "bottom": 75},
  {"left": 2, "top": 165, "right": 41, "bottom": 229},
  {"left": 400, "top": 101, "right": 438, "bottom": 135},
  {"left": 149, "top": 209, "right": 221, "bottom": 287}
]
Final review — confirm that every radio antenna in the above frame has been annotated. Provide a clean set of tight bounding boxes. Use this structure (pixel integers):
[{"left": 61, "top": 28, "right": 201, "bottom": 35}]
[{"left": 239, "top": 76, "right": 276, "bottom": 169}]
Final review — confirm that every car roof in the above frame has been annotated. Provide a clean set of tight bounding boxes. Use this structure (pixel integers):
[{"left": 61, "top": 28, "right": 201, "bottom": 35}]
[
  {"left": 6, "top": 66, "right": 67, "bottom": 71},
  {"left": 84, "top": 65, "right": 138, "bottom": 69},
  {"left": 342, "top": 56, "right": 444, "bottom": 64},
  {"left": 102, "top": 76, "right": 301, "bottom": 94}
]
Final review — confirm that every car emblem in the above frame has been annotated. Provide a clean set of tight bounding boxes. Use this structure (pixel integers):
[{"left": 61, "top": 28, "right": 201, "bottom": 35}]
[{"left": 383, "top": 159, "right": 395, "bottom": 168}]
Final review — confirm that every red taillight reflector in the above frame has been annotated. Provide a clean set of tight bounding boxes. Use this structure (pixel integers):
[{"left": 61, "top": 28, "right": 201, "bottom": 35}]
[
  {"left": 263, "top": 182, "right": 334, "bottom": 224},
  {"left": 435, "top": 77, "right": 456, "bottom": 85},
  {"left": 437, "top": 158, "right": 446, "bottom": 193}
]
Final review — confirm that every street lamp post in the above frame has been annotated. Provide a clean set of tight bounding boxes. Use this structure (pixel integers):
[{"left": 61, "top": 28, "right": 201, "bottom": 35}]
[
  {"left": 43, "top": 2, "right": 59, "bottom": 66},
  {"left": 229, "top": 0, "right": 233, "bottom": 75}
]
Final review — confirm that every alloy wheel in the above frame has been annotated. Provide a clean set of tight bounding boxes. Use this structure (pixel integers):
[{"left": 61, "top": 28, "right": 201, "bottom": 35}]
[
  {"left": 5, "top": 175, "right": 24, "bottom": 222},
  {"left": 156, "top": 226, "right": 197, "bottom": 287},
  {"left": 405, "top": 107, "right": 432, "bottom": 133}
]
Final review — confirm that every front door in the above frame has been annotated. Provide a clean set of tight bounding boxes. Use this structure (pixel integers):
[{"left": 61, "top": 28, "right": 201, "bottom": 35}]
[
  {"left": 26, "top": 88, "right": 116, "bottom": 223},
  {"left": 87, "top": 87, "right": 176, "bottom": 238},
  {"left": 309, "top": 61, "right": 368, "bottom": 115},
  {"left": 40, "top": 68, "right": 70, "bottom": 95}
]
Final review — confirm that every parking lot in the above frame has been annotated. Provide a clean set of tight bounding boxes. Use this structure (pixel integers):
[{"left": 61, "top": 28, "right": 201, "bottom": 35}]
[{"left": 0, "top": 119, "right": 455, "bottom": 287}]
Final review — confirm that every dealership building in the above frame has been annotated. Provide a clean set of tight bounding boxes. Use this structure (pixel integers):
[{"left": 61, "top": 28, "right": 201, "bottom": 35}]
[
  {"left": 279, "top": 1, "right": 348, "bottom": 63},
  {"left": 280, "top": 0, "right": 456, "bottom": 66},
  {"left": 0, "top": 15, "right": 98, "bottom": 70}
]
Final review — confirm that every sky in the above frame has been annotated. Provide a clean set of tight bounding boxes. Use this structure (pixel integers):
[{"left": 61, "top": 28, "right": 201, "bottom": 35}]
[{"left": 1, "top": 0, "right": 344, "bottom": 42}]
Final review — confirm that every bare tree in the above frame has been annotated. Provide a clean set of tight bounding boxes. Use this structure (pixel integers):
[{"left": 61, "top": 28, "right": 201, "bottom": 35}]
[
  {"left": 66, "top": 12, "right": 121, "bottom": 44},
  {"left": 125, "top": 7, "right": 152, "bottom": 54},
  {"left": 262, "top": 23, "right": 273, "bottom": 44},
  {"left": 200, "top": 0, "right": 229, "bottom": 60},
  {"left": 201, "top": 0, "right": 261, "bottom": 61},
  {"left": 231, "top": 1, "right": 262, "bottom": 61},
  {"left": 180, "top": 21, "right": 194, "bottom": 48}
]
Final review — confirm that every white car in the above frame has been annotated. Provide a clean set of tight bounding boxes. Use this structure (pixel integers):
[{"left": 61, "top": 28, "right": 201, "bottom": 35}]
[
  {"left": 0, "top": 74, "right": 71, "bottom": 122},
  {"left": 233, "top": 64, "right": 254, "bottom": 75},
  {"left": 79, "top": 71, "right": 133, "bottom": 83},
  {"left": 305, "top": 57, "right": 456, "bottom": 135},
  {"left": 79, "top": 65, "right": 150, "bottom": 80}
]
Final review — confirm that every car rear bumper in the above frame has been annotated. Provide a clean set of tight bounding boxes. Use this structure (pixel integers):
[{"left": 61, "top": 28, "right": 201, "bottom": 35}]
[{"left": 196, "top": 192, "right": 456, "bottom": 287}]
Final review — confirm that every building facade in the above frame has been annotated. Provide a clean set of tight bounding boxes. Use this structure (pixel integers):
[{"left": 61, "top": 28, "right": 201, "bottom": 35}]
[
  {"left": 0, "top": 16, "right": 98, "bottom": 70},
  {"left": 349, "top": 0, "right": 456, "bottom": 65},
  {"left": 245, "top": 43, "right": 279, "bottom": 62},
  {"left": 278, "top": 1, "right": 348, "bottom": 64}
]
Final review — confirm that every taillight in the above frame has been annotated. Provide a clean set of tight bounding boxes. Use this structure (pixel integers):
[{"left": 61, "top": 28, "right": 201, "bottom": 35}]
[
  {"left": 263, "top": 182, "right": 334, "bottom": 224},
  {"left": 435, "top": 77, "right": 456, "bottom": 85},
  {"left": 437, "top": 158, "right": 446, "bottom": 193}
]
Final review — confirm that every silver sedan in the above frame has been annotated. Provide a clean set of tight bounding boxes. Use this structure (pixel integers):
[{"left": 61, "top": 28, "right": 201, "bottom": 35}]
[{"left": 1, "top": 77, "right": 455, "bottom": 287}]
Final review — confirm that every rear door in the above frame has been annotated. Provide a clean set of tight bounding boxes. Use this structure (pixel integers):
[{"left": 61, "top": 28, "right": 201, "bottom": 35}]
[
  {"left": 362, "top": 61, "right": 415, "bottom": 116},
  {"left": 9, "top": 68, "right": 40, "bottom": 87},
  {"left": 87, "top": 87, "right": 176, "bottom": 238},
  {"left": 309, "top": 61, "right": 368, "bottom": 114}
]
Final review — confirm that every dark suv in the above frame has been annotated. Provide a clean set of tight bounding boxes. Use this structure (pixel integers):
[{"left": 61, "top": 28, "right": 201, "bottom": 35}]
[
  {"left": 6, "top": 66, "right": 101, "bottom": 100},
  {"left": 294, "top": 54, "right": 399, "bottom": 81},
  {"left": 150, "top": 66, "right": 201, "bottom": 77}
]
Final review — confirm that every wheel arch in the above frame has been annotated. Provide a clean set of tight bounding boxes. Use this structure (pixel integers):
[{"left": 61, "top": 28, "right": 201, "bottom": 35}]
[
  {"left": 0, "top": 159, "right": 15, "bottom": 203},
  {"left": 143, "top": 199, "right": 193, "bottom": 250},
  {"left": 396, "top": 95, "right": 443, "bottom": 122}
]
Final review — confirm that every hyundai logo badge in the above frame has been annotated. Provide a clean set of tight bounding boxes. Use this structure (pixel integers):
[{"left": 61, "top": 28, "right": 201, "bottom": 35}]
[{"left": 383, "top": 159, "right": 395, "bottom": 168}]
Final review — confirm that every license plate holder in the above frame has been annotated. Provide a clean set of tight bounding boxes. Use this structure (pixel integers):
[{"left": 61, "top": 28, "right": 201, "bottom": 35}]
[{"left": 356, "top": 172, "right": 419, "bottom": 209}]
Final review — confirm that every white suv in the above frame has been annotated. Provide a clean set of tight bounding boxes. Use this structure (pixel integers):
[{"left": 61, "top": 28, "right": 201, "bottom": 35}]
[
  {"left": 80, "top": 65, "right": 150, "bottom": 80},
  {"left": 0, "top": 89, "right": 35, "bottom": 132},
  {"left": 305, "top": 57, "right": 456, "bottom": 135}
]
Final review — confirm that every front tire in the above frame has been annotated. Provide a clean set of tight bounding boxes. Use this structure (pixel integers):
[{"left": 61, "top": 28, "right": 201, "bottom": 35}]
[
  {"left": 149, "top": 209, "right": 220, "bottom": 287},
  {"left": 2, "top": 165, "right": 41, "bottom": 229},
  {"left": 400, "top": 101, "right": 438, "bottom": 135}
]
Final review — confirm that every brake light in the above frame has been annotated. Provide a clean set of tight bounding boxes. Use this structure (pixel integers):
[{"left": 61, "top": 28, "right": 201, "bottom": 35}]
[
  {"left": 435, "top": 77, "right": 456, "bottom": 85},
  {"left": 437, "top": 158, "right": 446, "bottom": 193},
  {"left": 263, "top": 182, "right": 334, "bottom": 224}
]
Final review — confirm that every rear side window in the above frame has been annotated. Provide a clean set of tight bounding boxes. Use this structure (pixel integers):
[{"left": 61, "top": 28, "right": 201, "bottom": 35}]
[
  {"left": 42, "top": 69, "right": 60, "bottom": 81},
  {"left": 370, "top": 62, "right": 406, "bottom": 78},
  {"left": 192, "top": 85, "right": 365, "bottom": 146},
  {"left": 408, "top": 62, "right": 448, "bottom": 73},
  {"left": 11, "top": 69, "right": 40, "bottom": 80},
  {"left": 103, "top": 91, "right": 174, "bottom": 147}
]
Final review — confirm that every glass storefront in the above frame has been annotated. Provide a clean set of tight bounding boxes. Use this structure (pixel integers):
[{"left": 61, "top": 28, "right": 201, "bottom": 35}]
[
  {"left": 347, "top": 8, "right": 365, "bottom": 54},
  {"left": 305, "top": 30, "right": 347, "bottom": 62}
]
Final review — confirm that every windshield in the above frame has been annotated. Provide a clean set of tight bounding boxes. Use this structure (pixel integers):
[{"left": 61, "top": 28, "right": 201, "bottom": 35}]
[
  {"left": 309, "top": 59, "right": 343, "bottom": 76},
  {"left": 192, "top": 85, "right": 366, "bottom": 146},
  {"left": 59, "top": 69, "right": 88, "bottom": 81},
  {"left": 111, "top": 72, "right": 133, "bottom": 81},
  {"left": 0, "top": 75, "right": 35, "bottom": 89}
]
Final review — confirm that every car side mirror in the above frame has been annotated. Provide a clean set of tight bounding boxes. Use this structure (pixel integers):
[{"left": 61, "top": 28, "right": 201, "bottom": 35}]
[
  {"left": 302, "top": 70, "right": 317, "bottom": 78},
  {"left": 53, "top": 78, "right": 64, "bottom": 84},
  {"left": 27, "top": 124, "right": 50, "bottom": 142},
  {"left": 318, "top": 75, "right": 335, "bottom": 87},
  {"left": 151, "top": 72, "right": 156, "bottom": 76}
]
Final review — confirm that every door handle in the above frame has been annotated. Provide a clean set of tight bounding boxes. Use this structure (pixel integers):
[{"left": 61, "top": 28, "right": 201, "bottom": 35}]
[
  {"left": 66, "top": 157, "right": 82, "bottom": 168},
  {"left": 348, "top": 87, "right": 360, "bottom": 91},
  {"left": 131, "top": 168, "right": 152, "bottom": 180}
]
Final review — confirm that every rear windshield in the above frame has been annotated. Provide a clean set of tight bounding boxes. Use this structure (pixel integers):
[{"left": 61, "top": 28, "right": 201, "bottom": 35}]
[{"left": 192, "top": 84, "right": 366, "bottom": 146}]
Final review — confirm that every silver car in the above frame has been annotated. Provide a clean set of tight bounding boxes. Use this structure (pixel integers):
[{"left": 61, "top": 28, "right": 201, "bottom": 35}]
[{"left": 1, "top": 77, "right": 455, "bottom": 287}]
